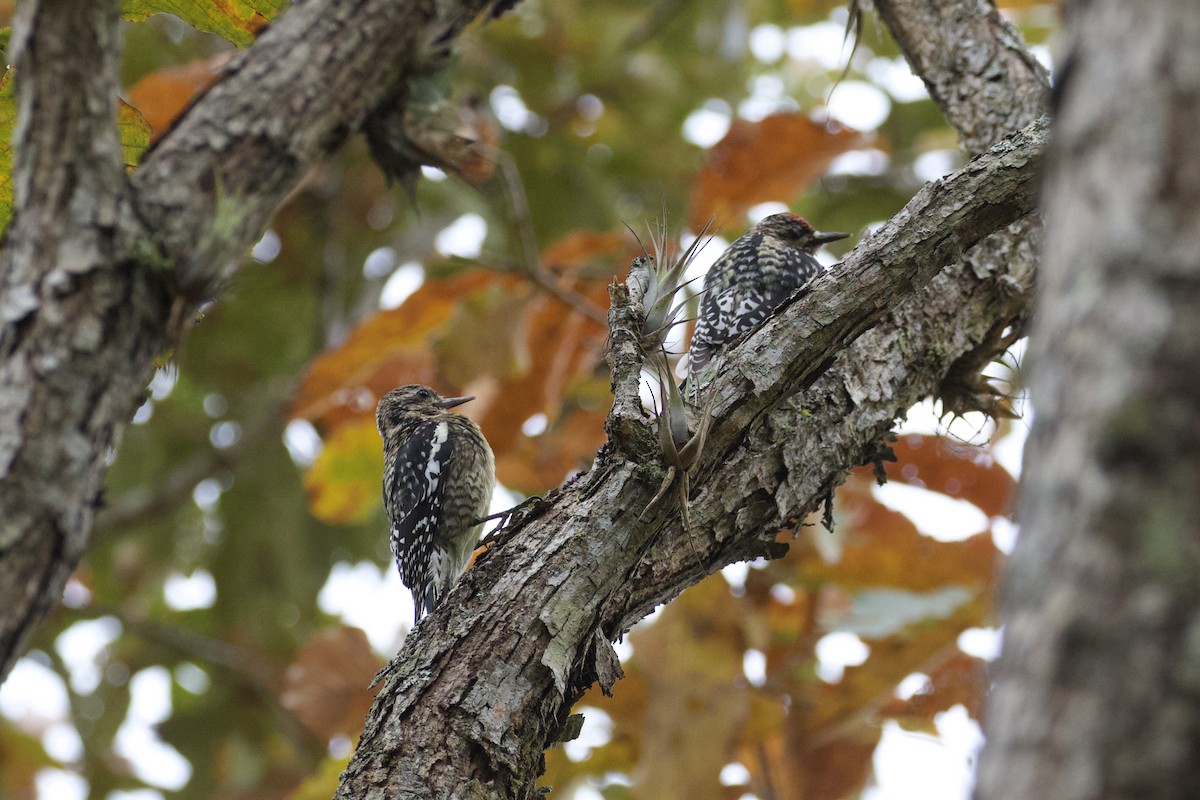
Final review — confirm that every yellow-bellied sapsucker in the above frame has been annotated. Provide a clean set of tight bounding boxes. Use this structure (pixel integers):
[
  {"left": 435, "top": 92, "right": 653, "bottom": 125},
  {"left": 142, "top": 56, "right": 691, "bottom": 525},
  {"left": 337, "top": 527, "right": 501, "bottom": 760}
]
[
  {"left": 376, "top": 385, "right": 495, "bottom": 622},
  {"left": 687, "top": 213, "right": 848, "bottom": 397}
]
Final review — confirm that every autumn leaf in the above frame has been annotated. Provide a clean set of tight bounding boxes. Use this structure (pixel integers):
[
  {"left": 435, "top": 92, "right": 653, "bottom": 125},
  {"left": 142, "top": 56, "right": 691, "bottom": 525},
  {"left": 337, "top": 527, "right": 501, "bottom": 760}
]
[
  {"left": 121, "top": 0, "right": 285, "bottom": 47},
  {"left": 280, "top": 626, "right": 383, "bottom": 739},
  {"left": 302, "top": 418, "right": 383, "bottom": 525},
  {"left": 885, "top": 433, "right": 1016, "bottom": 517},
  {"left": 290, "top": 271, "right": 498, "bottom": 432},
  {"left": 881, "top": 651, "right": 989, "bottom": 729},
  {"left": 125, "top": 56, "right": 230, "bottom": 141},
  {"left": 474, "top": 229, "right": 633, "bottom": 490},
  {"left": 802, "top": 491, "right": 1000, "bottom": 591},
  {"left": 0, "top": 70, "right": 14, "bottom": 232},
  {"left": 0, "top": 70, "right": 152, "bottom": 233},
  {"left": 689, "top": 113, "right": 867, "bottom": 231},
  {"left": 117, "top": 100, "right": 153, "bottom": 169}
]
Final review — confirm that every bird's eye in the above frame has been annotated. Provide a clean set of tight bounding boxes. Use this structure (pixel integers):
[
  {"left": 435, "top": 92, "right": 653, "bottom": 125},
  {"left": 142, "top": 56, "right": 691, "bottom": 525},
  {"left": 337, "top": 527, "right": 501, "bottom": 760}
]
[{"left": 417, "top": 388, "right": 432, "bottom": 400}]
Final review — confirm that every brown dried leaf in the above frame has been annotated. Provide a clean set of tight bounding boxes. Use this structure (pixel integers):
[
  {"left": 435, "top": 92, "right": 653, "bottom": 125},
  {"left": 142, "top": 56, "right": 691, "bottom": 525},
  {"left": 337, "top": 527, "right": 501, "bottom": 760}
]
[
  {"left": 799, "top": 594, "right": 989, "bottom": 739},
  {"left": 800, "top": 477, "right": 1000, "bottom": 591},
  {"left": 689, "top": 114, "right": 867, "bottom": 231},
  {"left": 494, "top": 402, "right": 608, "bottom": 492},
  {"left": 542, "top": 230, "right": 635, "bottom": 276},
  {"left": 280, "top": 626, "right": 382, "bottom": 740},
  {"left": 745, "top": 735, "right": 879, "bottom": 800},
  {"left": 881, "top": 652, "right": 989, "bottom": 730},
  {"left": 471, "top": 231, "right": 634, "bottom": 489}
]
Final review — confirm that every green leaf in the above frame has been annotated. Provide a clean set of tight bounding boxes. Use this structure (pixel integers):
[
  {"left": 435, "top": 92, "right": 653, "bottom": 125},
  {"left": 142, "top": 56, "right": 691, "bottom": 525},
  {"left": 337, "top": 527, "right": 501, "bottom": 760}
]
[
  {"left": 118, "top": 99, "right": 153, "bottom": 169},
  {"left": 121, "top": 0, "right": 287, "bottom": 47},
  {"left": 0, "top": 70, "right": 14, "bottom": 233}
]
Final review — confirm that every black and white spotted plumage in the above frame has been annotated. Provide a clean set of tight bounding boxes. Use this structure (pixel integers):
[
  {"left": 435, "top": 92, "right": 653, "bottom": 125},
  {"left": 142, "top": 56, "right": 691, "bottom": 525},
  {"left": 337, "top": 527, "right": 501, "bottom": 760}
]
[
  {"left": 376, "top": 385, "right": 495, "bottom": 622},
  {"left": 687, "top": 213, "right": 848, "bottom": 398}
]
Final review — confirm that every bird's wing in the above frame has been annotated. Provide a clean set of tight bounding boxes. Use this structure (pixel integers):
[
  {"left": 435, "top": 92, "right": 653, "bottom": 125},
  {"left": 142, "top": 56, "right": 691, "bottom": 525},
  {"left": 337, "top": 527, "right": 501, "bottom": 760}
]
[{"left": 385, "top": 419, "right": 455, "bottom": 596}]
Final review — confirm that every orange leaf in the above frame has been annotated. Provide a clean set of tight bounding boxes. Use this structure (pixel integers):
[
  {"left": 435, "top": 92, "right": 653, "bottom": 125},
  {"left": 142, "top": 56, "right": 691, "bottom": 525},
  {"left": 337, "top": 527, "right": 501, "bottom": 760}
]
[
  {"left": 125, "top": 55, "right": 231, "bottom": 141},
  {"left": 542, "top": 230, "right": 634, "bottom": 273},
  {"left": 799, "top": 594, "right": 990, "bottom": 739},
  {"left": 881, "top": 652, "right": 989, "bottom": 728},
  {"left": 290, "top": 271, "right": 498, "bottom": 432},
  {"left": 470, "top": 230, "right": 634, "bottom": 490},
  {"left": 884, "top": 434, "right": 1016, "bottom": 518},
  {"left": 689, "top": 114, "right": 867, "bottom": 231},
  {"left": 799, "top": 477, "right": 1000, "bottom": 591}
]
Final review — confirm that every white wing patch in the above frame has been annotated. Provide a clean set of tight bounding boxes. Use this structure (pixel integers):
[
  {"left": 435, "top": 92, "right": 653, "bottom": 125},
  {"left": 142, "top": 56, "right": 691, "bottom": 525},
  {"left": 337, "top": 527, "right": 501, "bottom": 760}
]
[{"left": 424, "top": 420, "right": 448, "bottom": 493}]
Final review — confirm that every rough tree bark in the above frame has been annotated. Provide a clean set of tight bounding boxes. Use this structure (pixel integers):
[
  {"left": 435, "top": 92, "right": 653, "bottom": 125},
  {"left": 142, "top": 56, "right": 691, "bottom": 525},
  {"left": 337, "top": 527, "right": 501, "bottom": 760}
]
[
  {"left": 0, "top": 0, "right": 514, "bottom": 682},
  {"left": 976, "top": 2, "right": 1200, "bottom": 799},
  {"left": 0, "top": 0, "right": 1051, "bottom": 796}
]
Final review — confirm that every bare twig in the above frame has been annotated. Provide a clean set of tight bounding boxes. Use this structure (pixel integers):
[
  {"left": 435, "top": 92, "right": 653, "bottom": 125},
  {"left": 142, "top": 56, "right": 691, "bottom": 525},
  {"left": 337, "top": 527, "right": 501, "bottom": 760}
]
[{"left": 495, "top": 153, "right": 609, "bottom": 324}]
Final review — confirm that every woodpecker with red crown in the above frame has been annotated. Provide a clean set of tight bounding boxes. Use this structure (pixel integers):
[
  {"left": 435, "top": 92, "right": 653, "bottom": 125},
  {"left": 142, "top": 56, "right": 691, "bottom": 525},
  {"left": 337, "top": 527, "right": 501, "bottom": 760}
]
[{"left": 687, "top": 213, "right": 848, "bottom": 397}]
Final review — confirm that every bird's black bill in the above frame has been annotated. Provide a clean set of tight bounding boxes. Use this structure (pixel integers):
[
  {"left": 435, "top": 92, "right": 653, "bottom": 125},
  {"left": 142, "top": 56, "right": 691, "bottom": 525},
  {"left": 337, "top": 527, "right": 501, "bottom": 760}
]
[
  {"left": 438, "top": 395, "right": 474, "bottom": 409},
  {"left": 813, "top": 230, "right": 850, "bottom": 244}
]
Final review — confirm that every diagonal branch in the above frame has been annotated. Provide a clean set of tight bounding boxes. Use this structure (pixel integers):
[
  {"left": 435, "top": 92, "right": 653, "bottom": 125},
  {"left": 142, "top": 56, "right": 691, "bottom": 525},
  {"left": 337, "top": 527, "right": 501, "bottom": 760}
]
[
  {"left": 124, "top": 0, "right": 519, "bottom": 303},
  {"left": 335, "top": 117, "right": 1046, "bottom": 800}
]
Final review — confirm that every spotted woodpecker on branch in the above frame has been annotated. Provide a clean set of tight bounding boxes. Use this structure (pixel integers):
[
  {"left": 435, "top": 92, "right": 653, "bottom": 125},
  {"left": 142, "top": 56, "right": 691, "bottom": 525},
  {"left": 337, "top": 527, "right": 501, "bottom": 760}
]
[
  {"left": 687, "top": 213, "right": 848, "bottom": 398},
  {"left": 376, "top": 385, "right": 495, "bottom": 623}
]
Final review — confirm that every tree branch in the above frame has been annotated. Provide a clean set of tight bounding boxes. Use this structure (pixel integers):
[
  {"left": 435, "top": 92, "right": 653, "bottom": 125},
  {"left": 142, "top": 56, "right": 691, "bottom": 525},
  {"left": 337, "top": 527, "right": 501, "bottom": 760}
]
[
  {"left": 124, "top": 0, "right": 517, "bottom": 302},
  {"left": 0, "top": 0, "right": 524, "bottom": 682},
  {"left": 334, "top": 3, "right": 1055, "bottom": 794},
  {"left": 335, "top": 118, "right": 1046, "bottom": 799},
  {"left": 872, "top": 0, "right": 1049, "bottom": 154},
  {"left": 868, "top": 0, "right": 1050, "bottom": 415}
]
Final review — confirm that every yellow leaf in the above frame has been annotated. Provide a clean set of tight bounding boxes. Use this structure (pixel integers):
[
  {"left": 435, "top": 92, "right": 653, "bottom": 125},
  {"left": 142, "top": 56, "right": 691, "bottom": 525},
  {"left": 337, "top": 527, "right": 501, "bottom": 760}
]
[
  {"left": 290, "top": 271, "right": 496, "bottom": 432},
  {"left": 303, "top": 418, "right": 382, "bottom": 525}
]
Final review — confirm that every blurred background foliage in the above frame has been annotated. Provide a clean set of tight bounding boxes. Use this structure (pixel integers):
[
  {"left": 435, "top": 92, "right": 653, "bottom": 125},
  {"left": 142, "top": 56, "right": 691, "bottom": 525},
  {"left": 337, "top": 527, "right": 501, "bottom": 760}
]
[{"left": 0, "top": 0, "right": 1052, "bottom": 798}]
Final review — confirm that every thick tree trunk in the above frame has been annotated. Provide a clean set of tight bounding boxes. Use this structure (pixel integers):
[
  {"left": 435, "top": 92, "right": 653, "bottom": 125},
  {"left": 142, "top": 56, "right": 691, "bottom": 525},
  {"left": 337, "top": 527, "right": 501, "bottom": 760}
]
[
  {"left": 976, "top": 1, "right": 1200, "bottom": 798},
  {"left": 0, "top": 0, "right": 163, "bottom": 684}
]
